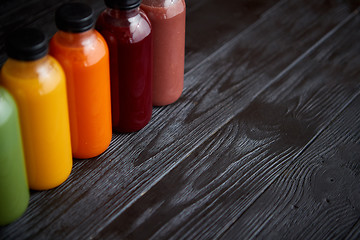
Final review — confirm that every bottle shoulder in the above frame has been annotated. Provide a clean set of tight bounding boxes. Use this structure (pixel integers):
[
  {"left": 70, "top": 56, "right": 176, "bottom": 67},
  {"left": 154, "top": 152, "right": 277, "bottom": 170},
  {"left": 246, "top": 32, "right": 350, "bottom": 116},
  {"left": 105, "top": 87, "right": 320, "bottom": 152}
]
[
  {"left": 96, "top": 8, "right": 152, "bottom": 43},
  {"left": 1, "top": 56, "right": 65, "bottom": 95},
  {"left": 142, "top": 0, "right": 185, "bottom": 7},
  {"left": 51, "top": 30, "right": 105, "bottom": 47},
  {"left": 1, "top": 56, "right": 64, "bottom": 82},
  {"left": 141, "top": 0, "right": 185, "bottom": 19},
  {"left": 50, "top": 30, "right": 108, "bottom": 65}
]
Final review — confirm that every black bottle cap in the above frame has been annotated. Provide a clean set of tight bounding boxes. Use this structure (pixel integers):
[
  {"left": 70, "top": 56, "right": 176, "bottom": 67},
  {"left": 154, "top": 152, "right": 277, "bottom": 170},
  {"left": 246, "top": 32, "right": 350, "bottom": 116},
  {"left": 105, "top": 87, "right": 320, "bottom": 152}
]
[
  {"left": 5, "top": 28, "right": 48, "bottom": 61},
  {"left": 104, "top": 0, "right": 141, "bottom": 10},
  {"left": 55, "top": 2, "right": 94, "bottom": 33}
]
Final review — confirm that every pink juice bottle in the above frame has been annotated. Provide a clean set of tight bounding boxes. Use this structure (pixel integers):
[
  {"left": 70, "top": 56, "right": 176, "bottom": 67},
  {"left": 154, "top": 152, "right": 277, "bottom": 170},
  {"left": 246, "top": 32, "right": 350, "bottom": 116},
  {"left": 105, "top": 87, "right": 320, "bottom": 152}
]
[{"left": 141, "top": 0, "right": 186, "bottom": 106}]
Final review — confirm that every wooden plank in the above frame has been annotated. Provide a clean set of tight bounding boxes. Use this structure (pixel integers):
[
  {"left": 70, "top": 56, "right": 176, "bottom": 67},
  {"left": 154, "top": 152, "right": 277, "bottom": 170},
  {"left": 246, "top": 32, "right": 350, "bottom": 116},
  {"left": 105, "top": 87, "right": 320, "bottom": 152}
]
[
  {"left": 94, "top": 8, "right": 360, "bottom": 240},
  {"left": 219, "top": 17, "right": 360, "bottom": 236},
  {"left": 345, "top": 219, "right": 360, "bottom": 240},
  {"left": 221, "top": 95, "right": 360, "bottom": 239},
  {"left": 183, "top": 0, "right": 280, "bottom": 72},
  {"left": 0, "top": 0, "right": 34, "bottom": 16},
  {"left": 0, "top": 0, "right": 355, "bottom": 239}
]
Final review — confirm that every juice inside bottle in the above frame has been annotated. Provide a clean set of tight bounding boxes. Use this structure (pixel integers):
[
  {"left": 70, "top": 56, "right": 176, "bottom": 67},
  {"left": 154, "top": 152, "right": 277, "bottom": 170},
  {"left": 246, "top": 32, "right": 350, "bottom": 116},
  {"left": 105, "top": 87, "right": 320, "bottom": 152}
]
[
  {"left": 96, "top": 0, "right": 153, "bottom": 132},
  {"left": 1, "top": 28, "right": 73, "bottom": 190},
  {"left": 50, "top": 3, "right": 112, "bottom": 158},
  {"left": 141, "top": 0, "right": 186, "bottom": 106}
]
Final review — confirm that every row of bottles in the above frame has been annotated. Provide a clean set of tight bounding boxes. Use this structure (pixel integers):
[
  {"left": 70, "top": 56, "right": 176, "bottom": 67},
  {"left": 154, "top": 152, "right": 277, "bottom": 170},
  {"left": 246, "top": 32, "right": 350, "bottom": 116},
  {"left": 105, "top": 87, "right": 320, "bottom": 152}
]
[{"left": 0, "top": 0, "right": 186, "bottom": 225}]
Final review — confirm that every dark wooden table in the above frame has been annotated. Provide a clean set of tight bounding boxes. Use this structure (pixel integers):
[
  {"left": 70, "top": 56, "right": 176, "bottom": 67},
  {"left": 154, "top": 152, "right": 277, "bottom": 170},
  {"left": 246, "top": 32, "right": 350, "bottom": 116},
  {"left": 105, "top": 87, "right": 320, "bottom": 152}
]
[{"left": 1, "top": 0, "right": 360, "bottom": 239}]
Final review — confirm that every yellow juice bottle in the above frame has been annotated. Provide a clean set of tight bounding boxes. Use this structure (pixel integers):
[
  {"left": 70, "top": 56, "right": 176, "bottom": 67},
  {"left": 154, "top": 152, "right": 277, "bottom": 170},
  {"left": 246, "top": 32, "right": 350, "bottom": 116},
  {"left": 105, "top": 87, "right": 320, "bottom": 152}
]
[{"left": 0, "top": 28, "right": 73, "bottom": 190}]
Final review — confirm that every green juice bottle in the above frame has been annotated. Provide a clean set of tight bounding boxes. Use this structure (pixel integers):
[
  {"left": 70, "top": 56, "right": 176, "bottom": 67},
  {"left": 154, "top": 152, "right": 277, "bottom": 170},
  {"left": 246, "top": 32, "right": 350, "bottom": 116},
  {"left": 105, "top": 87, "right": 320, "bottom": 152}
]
[{"left": 0, "top": 86, "right": 29, "bottom": 225}]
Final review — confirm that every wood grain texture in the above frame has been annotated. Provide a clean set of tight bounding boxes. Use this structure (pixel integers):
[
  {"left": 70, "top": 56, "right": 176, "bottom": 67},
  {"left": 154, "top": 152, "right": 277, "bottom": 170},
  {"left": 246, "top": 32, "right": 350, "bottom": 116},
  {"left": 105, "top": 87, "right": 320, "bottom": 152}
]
[
  {"left": 183, "top": 0, "right": 280, "bottom": 72},
  {"left": 0, "top": 0, "right": 359, "bottom": 239},
  {"left": 94, "top": 8, "right": 360, "bottom": 240},
  {"left": 346, "top": 218, "right": 360, "bottom": 240},
  {"left": 222, "top": 96, "right": 360, "bottom": 240}
]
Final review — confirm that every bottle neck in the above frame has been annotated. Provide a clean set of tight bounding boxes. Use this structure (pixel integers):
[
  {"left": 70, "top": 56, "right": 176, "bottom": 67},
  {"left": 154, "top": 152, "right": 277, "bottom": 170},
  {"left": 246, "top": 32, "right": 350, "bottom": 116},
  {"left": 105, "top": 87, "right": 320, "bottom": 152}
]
[
  {"left": 141, "top": 0, "right": 180, "bottom": 7},
  {"left": 106, "top": 7, "right": 140, "bottom": 18},
  {"left": 8, "top": 55, "right": 49, "bottom": 67}
]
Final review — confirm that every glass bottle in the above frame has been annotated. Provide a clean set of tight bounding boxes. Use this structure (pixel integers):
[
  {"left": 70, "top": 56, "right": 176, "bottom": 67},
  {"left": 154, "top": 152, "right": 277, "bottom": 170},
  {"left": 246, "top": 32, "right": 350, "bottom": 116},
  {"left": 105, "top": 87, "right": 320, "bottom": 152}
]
[
  {"left": 50, "top": 2, "right": 112, "bottom": 159},
  {"left": 141, "top": 0, "right": 186, "bottom": 106},
  {"left": 0, "top": 28, "right": 73, "bottom": 190},
  {"left": 0, "top": 86, "right": 29, "bottom": 225},
  {"left": 96, "top": 0, "right": 153, "bottom": 133}
]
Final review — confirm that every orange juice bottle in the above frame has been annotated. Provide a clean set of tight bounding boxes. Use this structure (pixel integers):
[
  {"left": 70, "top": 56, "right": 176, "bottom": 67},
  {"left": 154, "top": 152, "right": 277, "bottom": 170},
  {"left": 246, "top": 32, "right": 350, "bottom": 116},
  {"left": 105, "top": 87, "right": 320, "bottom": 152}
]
[
  {"left": 50, "top": 2, "right": 112, "bottom": 158},
  {"left": 0, "top": 28, "right": 72, "bottom": 190}
]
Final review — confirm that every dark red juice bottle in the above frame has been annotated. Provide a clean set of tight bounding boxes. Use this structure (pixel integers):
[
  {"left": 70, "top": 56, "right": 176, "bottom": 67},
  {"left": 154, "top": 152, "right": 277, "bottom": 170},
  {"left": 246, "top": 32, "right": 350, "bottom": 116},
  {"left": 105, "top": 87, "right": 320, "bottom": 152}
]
[{"left": 96, "top": 0, "right": 153, "bottom": 132}]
